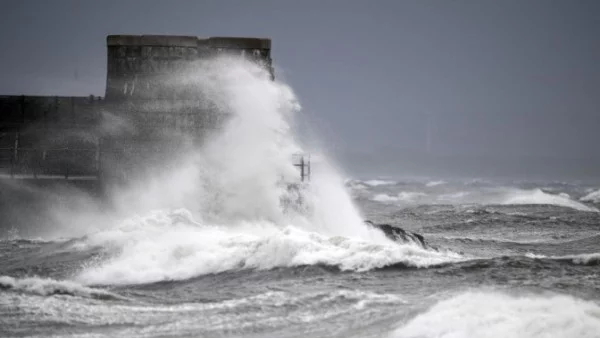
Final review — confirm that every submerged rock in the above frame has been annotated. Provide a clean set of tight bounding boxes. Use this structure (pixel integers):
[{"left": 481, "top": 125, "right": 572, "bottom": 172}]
[{"left": 365, "top": 221, "right": 428, "bottom": 248}]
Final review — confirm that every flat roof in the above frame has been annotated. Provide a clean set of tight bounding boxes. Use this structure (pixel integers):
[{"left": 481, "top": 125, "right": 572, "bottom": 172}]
[{"left": 107, "top": 35, "right": 271, "bottom": 49}]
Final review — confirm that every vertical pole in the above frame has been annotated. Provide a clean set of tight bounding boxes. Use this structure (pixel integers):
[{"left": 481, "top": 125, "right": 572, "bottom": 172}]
[
  {"left": 307, "top": 155, "right": 311, "bottom": 182},
  {"left": 300, "top": 156, "right": 304, "bottom": 182}
]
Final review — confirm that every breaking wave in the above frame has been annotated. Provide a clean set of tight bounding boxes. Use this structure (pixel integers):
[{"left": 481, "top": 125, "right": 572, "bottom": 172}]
[
  {"left": 581, "top": 189, "right": 600, "bottom": 203},
  {"left": 392, "top": 291, "right": 600, "bottom": 338},
  {"left": 363, "top": 179, "right": 396, "bottom": 187},
  {"left": 502, "top": 188, "right": 598, "bottom": 212},
  {"left": 368, "top": 184, "right": 598, "bottom": 212},
  {"left": 372, "top": 192, "right": 427, "bottom": 203},
  {"left": 525, "top": 252, "right": 600, "bottom": 266},
  {"left": 0, "top": 276, "right": 121, "bottom": 300},
  {"left": 33, "top": 56, "right": 429, "bottom": 285},
  {"left": 74, "top": 209, "right": 462, "bottom": 285},
  {"left": 425, "top": 180, "right": 446, "bottom": 187}
]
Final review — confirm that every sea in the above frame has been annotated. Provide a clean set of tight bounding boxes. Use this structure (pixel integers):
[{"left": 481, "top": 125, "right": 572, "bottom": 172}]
[{"left": 1, "top": 57, "right": 600, "bottom": 338}]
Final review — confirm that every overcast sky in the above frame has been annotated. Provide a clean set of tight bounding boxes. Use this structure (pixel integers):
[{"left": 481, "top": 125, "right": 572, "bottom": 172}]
[{"left": 1, "top": 0, "right": 599, "bottom": 178}]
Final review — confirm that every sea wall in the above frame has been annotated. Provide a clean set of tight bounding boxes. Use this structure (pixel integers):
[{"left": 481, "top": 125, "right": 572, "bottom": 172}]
[{"left": 0, "top": 35, "right": 273, "bottom": 188}]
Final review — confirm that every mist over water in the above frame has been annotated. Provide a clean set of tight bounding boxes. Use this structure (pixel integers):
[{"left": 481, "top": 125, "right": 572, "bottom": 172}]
[
  {"left": 0, "top": 56, "right": 452, "bottom": 285},
  {"left": 2, "top": 56, "right": 600, "bottom": 338},
  {"left": 107, "top": 56, "right": 371, "bottom": 237}
]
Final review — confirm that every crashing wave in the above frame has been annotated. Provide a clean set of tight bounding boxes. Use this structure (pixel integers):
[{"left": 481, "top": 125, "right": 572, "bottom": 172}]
[
  {"left": 73, "top": 210, "right": 462, "bottom": 286},
  {"left": 392, "top": 291, "right": 600, "bottom": 338},
  {"left": 581, "top": 189, "right": 600, "bottom": 203},
  {"left": 502, "top": 188, "right": 598, "bottom": 212}
]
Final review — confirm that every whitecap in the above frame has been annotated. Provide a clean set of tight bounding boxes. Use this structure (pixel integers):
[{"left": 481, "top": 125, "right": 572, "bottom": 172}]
[
  {"left": 581, "top": 189, "right": 600, "bottom": 203},
  {"left": 75, "top": 210, "right": 462, "bottom": 285},
  {"left": 0, "top": 276, "right": 121, "bottom": 300},
  {"left": 392, "top": 291, "right": 600, "bottom": 338}
]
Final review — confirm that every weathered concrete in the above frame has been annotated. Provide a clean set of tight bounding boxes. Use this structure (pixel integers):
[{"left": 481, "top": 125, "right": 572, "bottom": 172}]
[
  {"left": 105, "top": 35, "right": 273, "bottom": 100},
  {"left": 0, "top": 95, "right": 102, "bottom": 182},
  {"left": 0, "top": 35, "right": 274, "bottom": 190}
]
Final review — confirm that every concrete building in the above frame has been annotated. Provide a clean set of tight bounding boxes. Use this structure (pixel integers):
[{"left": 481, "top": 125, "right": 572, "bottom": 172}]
[{"left": 0, "top": 35, "right": 273, "bottom": 193}]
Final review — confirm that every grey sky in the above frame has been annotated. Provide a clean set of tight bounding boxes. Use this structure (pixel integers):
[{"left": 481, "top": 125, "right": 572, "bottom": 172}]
[{"left": 1, "top": 0, "right": 599, "bottom": 178}]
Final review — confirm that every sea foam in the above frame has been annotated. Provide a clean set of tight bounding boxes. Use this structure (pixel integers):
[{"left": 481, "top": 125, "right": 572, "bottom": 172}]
[
  {"left": 75, "top": 209, "right": 462, "bottom": 285},
  {"left": 581, "top": 189, "right": 600, "bottom": 203},
  {"left": 392, "top": 291, "right": 600, "bottom": 338},
  {"left": 0, "top": 276, "right": 120, "bottom": 300},
  {"left": 502, "top": 188, "right": 598, "bottom": 212}
]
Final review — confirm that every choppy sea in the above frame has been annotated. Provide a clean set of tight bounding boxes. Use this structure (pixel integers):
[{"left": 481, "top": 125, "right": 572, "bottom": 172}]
[{"left": 2, "top": 177, "right": 600, "bottom": 338}]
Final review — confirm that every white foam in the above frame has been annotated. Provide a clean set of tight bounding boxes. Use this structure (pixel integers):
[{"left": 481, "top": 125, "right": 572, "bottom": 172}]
[
  {"left": 437, "top": 191, "right": 470, "bottom": 202},
  {"left": 372, "top": 192, "right": 427, "bottom": 203},
  {"left": 525, "top": 252, "right": 600, "bottom": 265},
  {"left": 3, "top": 288, "right": 405, "bottom": 335},
  {"left": 372, "top": 193, "right": 399, "bottom": 202},
  {"left": 0, "top": 276, "right": 119, "bottom": 299},
  {"left": 581, "top": 189, "right": 600, "bottom": 203},
  {"left": 75, "top": 209, "right": 462, "bottom": 285},
  {"left": 363, "top": 179, "right": 396, "bottom": 187},
  {"left": 502, "top": 188, "right": 598, "bottom": 212},
  {"left": 425, "top": 180, "right": 446, "bottom": 187},
  {"left": 370, "top": 186, "right": 597, "bottom": 212},
  {"left": 392, "top": 291, "right": 600, "bottom": 338}
]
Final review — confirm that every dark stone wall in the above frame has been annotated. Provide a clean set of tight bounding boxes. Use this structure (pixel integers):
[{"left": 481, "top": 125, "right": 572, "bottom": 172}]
[
  {"left": 101, "top": 35, "right": 273, "bottom": 183},
  {"left": 0, "top": 35, "right": 273, "bottom": 190},
  {"left": 0, "top": 95, "right": 101, "bottom": 180},
  {"left": 105, "top": 35, "right": 272, "bottom": 100}
]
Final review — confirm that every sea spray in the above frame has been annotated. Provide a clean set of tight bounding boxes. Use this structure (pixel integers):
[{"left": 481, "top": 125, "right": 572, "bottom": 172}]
[
  {"left": 103, "top": 55, "right": 383, "bottom": 239},
  {"left": 75, "top": 209, "right": 461, "bottom": 285},
  {"left": 69, "top": 56, "right": 462, "bottom": 284}
]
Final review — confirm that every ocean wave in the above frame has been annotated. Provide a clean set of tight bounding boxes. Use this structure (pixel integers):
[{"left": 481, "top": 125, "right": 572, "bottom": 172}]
[
  {"left": 1, "top": 287, "right": 405, "bottom": 336},
  {"left": 208, "top": 289, "right": 405, "bottom": 312},
  {"left": 581, "top": 189, "right": 600, "bottom": 203},
  {"left": 371, "top": 191, "right": 427, "bottom": 202},
  {"left": 526, "top": 252, "right": 600, "bottom": 266},
  {"left": 502, "top": 188, "right": 598, "bottom": 212},
  {"left": 438, "top": 188, "right": 597, "bottom": 211},
  {"left": 74, "top": 210, "right": 462, "bottom": 285},
  {"left": 370, "top": 187, "right": 597, "bottom": 212},
  {"left": 435, "top": 230, "right": 600, "bottom": 245},
  {"left": 425, "top": 180, "right": 446, "bottom": 187},
  {"left": 0, "top": 276, "right": 122, "bottom": 300},
  {"left": 372, "top": 192, "right": 428, "bottom": 203},
  {"left": 437, "top": 191, "right": 470, "bottom": 202},
  {"left": 391, "top": 291, "right": 600, "bottom": 338},
  {"left": 435, "top": 235, "right": 547, "bottom": 245},
  {"left": 363, "top": 179, "right": 396, "bottom": 187}
]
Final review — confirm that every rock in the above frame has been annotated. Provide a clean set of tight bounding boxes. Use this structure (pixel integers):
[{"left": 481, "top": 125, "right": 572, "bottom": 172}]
[{"left": 365, "top": 221, "right": 428, "bottom": 248}]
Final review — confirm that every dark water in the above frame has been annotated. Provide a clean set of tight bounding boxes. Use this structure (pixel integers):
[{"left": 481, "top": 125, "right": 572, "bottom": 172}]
[{"left": 1, "top": 178, "right": 600, "bottom": 338}]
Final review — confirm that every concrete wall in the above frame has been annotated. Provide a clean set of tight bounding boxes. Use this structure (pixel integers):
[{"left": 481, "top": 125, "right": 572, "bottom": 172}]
[
  {"left": 0, "top": 95, "right": 101, "bottom": 180},
  {"left": 0, "top": 34, "right": 274, "bottom": 189},
  {"left": 105, "top": 35, "right": 272, "bottom": 100},
  {"left": 100, "top": 35, "right": 274, "bottom": 183}
]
